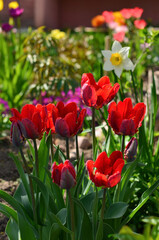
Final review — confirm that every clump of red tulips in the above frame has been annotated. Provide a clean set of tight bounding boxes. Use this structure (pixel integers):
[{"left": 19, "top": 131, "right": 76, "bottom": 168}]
[{"left": 2, "top": 59, "right": 159, "bottom": 240}]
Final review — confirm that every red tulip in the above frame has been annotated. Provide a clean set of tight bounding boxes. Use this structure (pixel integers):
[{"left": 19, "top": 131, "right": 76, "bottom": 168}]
[
  {"left": 108, "top": 98, "right": 146, "bottom": 136},
  {"left": 53, "top": 101, "right": 86, "bottom": 138},
  {"left": 124, "top": 137, "right": 138, "bottom": 162},
  {"left": 10, "top": 104, "right": 47, "bottom": 140},
  {"left": 45, "top": 103, "right": 57, "bottom": 134},
  {"left": 51, "top": 160, "right": 76, "bottom": 189},
  {"left": 86, "top": 151, "right": 124, "bottom": 188},
  {"left": 81, "top": 73, "right": 120, "bottom": 109}
]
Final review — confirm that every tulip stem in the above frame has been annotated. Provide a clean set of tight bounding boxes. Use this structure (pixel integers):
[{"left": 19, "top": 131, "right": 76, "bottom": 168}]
[
  {"left": 19, "top": 147, "right": 37, "bottom": 225},
  {"left": 68, "top": 190, "right": 75, "bottom": 240},
  {"left": 33, "top": 139, "right": 39, "bottom": 177},
  {"left": 66, "top": 137, "right": 70, "bottom": 159},
  {"left": 92, "top": 107, "right": 96, "bottom": 161},
  {"left": 121, "top": 135, "right": 125, "bottom": 155},
  {"left": 50, "top": 134, "right": 54, "bottom": 164},
  {"left": 96, "top": 189, "right": 106, "bottom": 240},
  {"left": 131, "top": 71, "right": 138, "bottom": 103},
  {"left": 75, "top": 135, "right": 80, "bottom": 171}
]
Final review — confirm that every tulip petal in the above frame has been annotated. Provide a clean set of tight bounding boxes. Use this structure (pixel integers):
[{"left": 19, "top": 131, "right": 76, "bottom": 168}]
[
  {"left": 86, "top": 160, "right": 95, "bottom": 182},
  {"left": 109, "top": 151, "right": 123, "bottom": 165},
  {"left": 64, "top": 112, "right": 76, "bottom": 136},
  {"left": 94, "top": 152, "right": 110, "bottom": 174},
  {"left": 21, "top": 118, "right": 39, "bottom": 139},
  {"left": 108, "top": 171, "right": 121, "bottom": 187},
  {"left": 94, "top": 172, "right": 108, "bottom": 187},
  {"left": 63, "top": 102, "right": 77, "bottom": 117},
  {"left": 81, "top": 73, "right": 97, "bottom": 87},
  {"left": 97, "top": 76, "right": 110, "bottom": 87},
  {"left": 21, "top": 104, "right": 36, "bottom": 120},
  {"left": 81, "top": 83, "right": 97, "bottom": 107},
  {"left": 52, "top": 162, "right": 63, "bottom": 186},
  {"left": 132, "top": 103, "right": 146, "bottom": 129},
  {"left": 120, "top": 119, "right": 135, "bottom": 135},
  {"left": 55, "top": 118, "right": 70, "bottom": 137},
  {"left": 60, "top": 167, "right": 76, "bottom": 189}
]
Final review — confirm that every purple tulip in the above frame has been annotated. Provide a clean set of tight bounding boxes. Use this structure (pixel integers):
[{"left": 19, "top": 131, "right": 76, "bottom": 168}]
[
  {"left": 9, "top": 7, "right": 24, "bottom": 18},
  {"left": 2, "top": 23, "right": 13, "bottom": 32}
]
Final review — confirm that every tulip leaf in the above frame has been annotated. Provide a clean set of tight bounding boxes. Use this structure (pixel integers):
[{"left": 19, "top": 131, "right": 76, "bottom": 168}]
[
  {"left": 5, "top": 218, "right": 19, "bottom": 240},
  {"left": 38, "top": 132, "right": 51, "bottom": 182},
  {"left": 0, "top": 202, "right": 18, "bottom": 223},
  {"left": 104, "top": 202, "right": 129, "bottom": 219},
  {"left": 120, "top": 178, "right": 159, "bottom": 228},
  {"left": 9, "top": 152, "right": 32, "bottom": 204},
  {"left": 49, "top": 223, "right": 61, "bottom": 240},
  {"left": 114, "top": 226, "right": 145, "bottom": 240},
  {"left": 73, "top": 198, "right": 93, "bottom": 240},
  {"left": 18, "top": 213, "right": 37, "bottom": 240},
  {"left": 56, "top": 208, "right": 67, "bottom": 225},
  {"left": 51, "top": 212, "right": 73, "bottom": 234}
]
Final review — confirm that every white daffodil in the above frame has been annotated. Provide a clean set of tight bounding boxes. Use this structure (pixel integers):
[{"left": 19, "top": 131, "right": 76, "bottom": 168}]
[{"left": 102, "top": 40, "right": 134, "bottom": 78}]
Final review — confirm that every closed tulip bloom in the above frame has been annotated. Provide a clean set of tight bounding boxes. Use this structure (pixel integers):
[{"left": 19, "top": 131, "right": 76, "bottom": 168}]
[
  {"left": 108, "top": 98, "right": 146, "bottom": 136},
  {"left": 51, "top": 160, "right": 76, "bottom": 189},
  {"left": 81, "top": 73, "right": 120, "bottom": 109},
  {"left": 86, "top": 151, "right": 124, "bottom": 188},
  {"left": 53, "top": 101, "right": 86, "bottom": 138},
  {"left": 124, "top": 137, "right": 138, "bottom": 162},
  {"left": 134, "top": 19, "right": 147, "bottom": 29}
]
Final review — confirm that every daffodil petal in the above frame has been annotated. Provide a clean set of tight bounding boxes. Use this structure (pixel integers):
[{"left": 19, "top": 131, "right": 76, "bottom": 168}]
[
  {"left": 123, "top": 58, "right": 134, "bottom": 70},
  {"left": 119, "top": 47, "right": 130, "bottom": 59},
  {"left": 114, "top": 65, "right": 123, "bottom": 78},
  {"left": 103, "top": 60, "right": 114, "bottom": 71},
  {"left": 112, "top": 41, "right": 122, "bottom": 53},
  {"left": 101, "top": 50, "right": 112, "bottom": 59}
]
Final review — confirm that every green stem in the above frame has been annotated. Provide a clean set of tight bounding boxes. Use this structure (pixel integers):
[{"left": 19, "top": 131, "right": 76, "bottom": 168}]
[
  {"left": 50, "top": 134, "right": 54, "bottom": 164},
  {"left": 92, "top": 107, "right": 96, "bottom": 161},
  {"left": 121, "top": 135, "right": 125, "bottom": 156},
  {"left": 95, "top": 189, "right": 106, "bottom": 240},
  {"left": 66, "top": 137, "right": 70, "bottom": 159},
  {"left": 68, "top": 190, "right": 75, "bottom": 240},
  {"left": 100, "top": 189, "right": 106, "bottom": 220},
  {"left": 75, "top": 135, "right": 80, "bottom": 171},
  {"left": 19, "top": 147, "right": 37, "bottom": 225},
  {"left": 17, "top": 17, "right": 21, "bottom": 55},
  {"left": 113, "top": 71, "right": 123, "bottom": 101},
  {"left": 33, "top": 139, "right": 39, "bottom": 177},
  {"left": 131, "top": 71, "right": 138, "bottom": 103}
]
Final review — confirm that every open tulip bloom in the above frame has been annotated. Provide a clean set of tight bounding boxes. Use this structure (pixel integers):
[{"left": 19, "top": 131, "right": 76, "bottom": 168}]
[
  {"left": 108, "top": 98, "right": 146, "bottom": 135},
  {"left": 86, "top": 151, "right": 124, "bottom": 188},
  {"left": 102, "top": 40, "right": 134, "bottom": 78},
  {"left": 81, "top": 73, "right": 120, "bottom": 109}
]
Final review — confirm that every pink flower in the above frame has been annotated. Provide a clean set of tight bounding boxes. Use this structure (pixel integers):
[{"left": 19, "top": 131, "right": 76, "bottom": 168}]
[
  {"left": 102, "top": 11, "right": 114, "bottom": 23},
  {"left": 131, "top": 7, "right": 143, "bottom": 18},
  {"left": 134, "top": 19, "right": 147, "bottom": 29},
  {"left": 120, "top": 8, "right": 133, "bottom": 19},
  {"left": 113, "top": 31, "right": 125, "bottom": 42}
]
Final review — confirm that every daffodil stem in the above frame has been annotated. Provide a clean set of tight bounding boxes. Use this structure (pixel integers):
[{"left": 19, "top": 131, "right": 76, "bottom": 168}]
[
  {"left": 68, "top": 190, "right": 75, "bottom": 240},
  {"left": 50, "top": 134, "right": 54, "bottom": 164},
  {"left": 19, "top": 147, "right": 37, "bottom": 225},
  {"left": 33, "top": 139, "right": 39, "bottom": 177},
  {"left": 75, "top": 135, "right": 80, "bottom": 171},
  {"left": 121, "top": 135, "right": 125, "bottom": 155},
  {"left": 66, "top": 137, "right": 69, "bottom": 159},
  {"left": 92, "top": 107, "right": 96, "bottom": 161}
]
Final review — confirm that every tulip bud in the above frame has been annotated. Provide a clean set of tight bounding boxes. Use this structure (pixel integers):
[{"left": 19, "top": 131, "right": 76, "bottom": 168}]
[
  {"left": 51, "top": 160, "right": 76, "bottom": 190},
  {"left": 124, "top": 137, "right": 138, "bottom": 162},
  {"left": 11, "top": 120, "right": 26, "bottom": 148}
]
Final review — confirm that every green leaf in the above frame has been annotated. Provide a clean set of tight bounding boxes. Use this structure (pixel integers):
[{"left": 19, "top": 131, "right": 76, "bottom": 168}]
[
  {"left": 104, "top": 202, "right": 128, "bottom": 219},
  {"left": 0, "top": 203, "right": 18, "bottom": 223},
  {"left": 114, "top": 226, "right": 145, "bottom": 240},
  {"left": 18, "top": 213, "right": 37, "bottom": 240},
  {"left": 73, "top": 198, "right": 93, "bottom": 240},
  {"left": 56, "top": 208, "right": 67, "bottom": 225},
  {"left": 5, "top": 218, "right": 19, "bottom": 240},
  {"left": 38, "top": 132, "right": 51, "bottom": 182},
  {"left": 49, "top": 223, "right": 61, "bottom": 240},
  {"left": 51, "top": 212, "right": 72, "bottom": 234},
  {"left": 120, "top": 178, "right": 159, "bottom": 228},
  {"left": 9, "top": 152, "right": 31, "bottom": 204}
]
